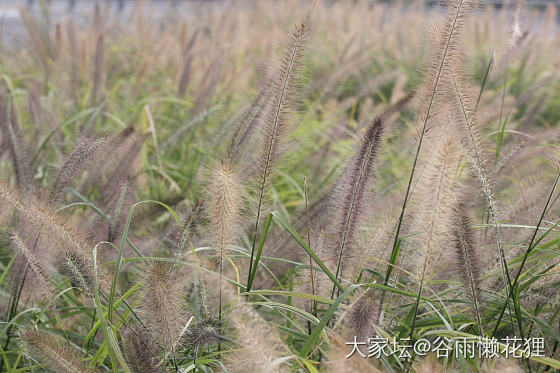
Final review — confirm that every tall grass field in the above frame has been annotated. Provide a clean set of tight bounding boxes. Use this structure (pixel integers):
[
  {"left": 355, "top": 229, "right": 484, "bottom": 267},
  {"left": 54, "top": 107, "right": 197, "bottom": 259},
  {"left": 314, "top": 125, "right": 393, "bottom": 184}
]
[{"left": 1, "top": 0, "right": 560, "bottom": 371}]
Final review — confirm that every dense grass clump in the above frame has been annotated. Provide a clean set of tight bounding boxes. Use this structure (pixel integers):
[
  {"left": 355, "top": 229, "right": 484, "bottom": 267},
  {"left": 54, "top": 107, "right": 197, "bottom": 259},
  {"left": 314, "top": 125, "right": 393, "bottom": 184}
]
[{"left": 1, "top": 0, "right": 560, "bottom": 371}]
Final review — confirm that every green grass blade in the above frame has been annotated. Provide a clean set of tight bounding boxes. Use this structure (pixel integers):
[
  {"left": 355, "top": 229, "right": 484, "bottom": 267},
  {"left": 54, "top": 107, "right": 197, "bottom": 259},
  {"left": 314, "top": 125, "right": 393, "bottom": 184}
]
[
  {"left": 246, "top": 212, "right": 273, "bottom": 292},
  {"left": 108, "top": 200, "right": 181, "bottom": 324},
  {"left": 92, "top": 243, "right": 131, "bottom": 373},
  {"left": 492, "top": 169, "right": 560, "bottom": 337},
  {"left": 0, "top": 255, "right": 17, "bottom": 287},
  {"left": 271, "top": 211, "right": 344, "bottom": 292},
  {"left": 475, "top": 50, "right": 494, "bottom": 112},
  {"left": 300, "top": 284, "right": 359, "bottom": 358}
]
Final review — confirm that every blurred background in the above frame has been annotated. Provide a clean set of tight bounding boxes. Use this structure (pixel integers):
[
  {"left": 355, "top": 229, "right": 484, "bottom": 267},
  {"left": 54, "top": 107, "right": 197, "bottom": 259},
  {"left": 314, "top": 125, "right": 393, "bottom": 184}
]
[{"left": 2, "top": 1, "right": 560, "bottom": 41}]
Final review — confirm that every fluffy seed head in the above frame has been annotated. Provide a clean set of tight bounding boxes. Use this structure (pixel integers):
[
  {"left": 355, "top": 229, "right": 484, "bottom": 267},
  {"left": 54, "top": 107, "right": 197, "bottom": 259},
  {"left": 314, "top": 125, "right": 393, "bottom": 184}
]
[
  {"left": 11, "top": 232, "right": 55, "bottom": 302},
  {"left": 64, "top": 251, "right": 97, "bottom": 298},
  {"left": 139, "top": 261, "right": 187, "bottom": 354},
  {"left": 326, "top": 336, "right": 382, "bottom": 373},
  {"left": 226, "top": 298, "right": 290, "bottom": 373},
  {"left": 0, "top": 182, "right": 98, "bottom": 278},
  {"left": 121, "top": 324, "right": 162, "bottom": 373},
  {"left": 173, "top": 201, "right": 202, "bottom": 256},
  {"left": 416, "top": 0, "right": 474, "bottom": 127},
  {"left": 21, "top": 328, "right": 99, "bottom": 373},
  {"left": 331, "top": 116, "right": 383, "bottom": 282},
  {"left": 207, "top": 163, "right": 243, "bottom": 256},
  {"left": 0, "top": 92, "right": 33, "bottom": 193},
  {"left": 409, "top": 135, "right": 460, "bottom": 281},
  {"left": 452, "top": 201, "right": 484, "bottom": 330},
  {"left": 105, "top": 177, "right": 130, "bottom": 243},
  {"left": 49, "top": 136, "right": 108, "bottom": 204},
  {"left": 347, "top": 289, "right": 380, "bottom": 342},
  {"left": 227, "top": 91, "right": 268, "bottom": 163},
  {"left": 252, "top": 22, "right": 308, "bottom": 198}
]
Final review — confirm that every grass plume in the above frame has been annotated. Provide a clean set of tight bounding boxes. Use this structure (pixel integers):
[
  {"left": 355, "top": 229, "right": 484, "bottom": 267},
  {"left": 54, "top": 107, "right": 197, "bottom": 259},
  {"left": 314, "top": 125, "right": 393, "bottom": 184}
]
[
  {"left": 246, "top": 22, "right": 309, "bottom": 291},
  {"left": 331, "top": 116, "right": 383, "bottom": 298},
  {"left": 448, "top": 67, "right": 515, "bottom": 335},
  {"left": 206, "top": 162, "right": 243, "bottom": 337},
  {"left": 410, "top": 136, "right": 460, "bottom": 283},
  {"left": 120, "top": 324, "right": 162, "bottom": 373},
  {"left": 0, "top": 92, "right": 33, "bottom": 193},
  {"left": 384, "top": 0, "right": 473, "bottom": 296},
  {"left": 347, "top": 288, "right": 380, "bottom": 342},
  {"left": 10, "top": 232, "right": 54, "bottom": 301},
  {"left": 207, "top": 163, "right": 243, "bottom": 257},
  {"left": 139, "top": 261, "right": 187, "bottom": 357},
  {"left": 21, "top": 328, "right": 99, "bottom": 373},
  {"left": 0, "top": 182, "right": 100, "bottom": 294},
  {"left": 49, "top": 136, "right": 108, "bottom": 204},
  {"left": 452, "top": 201, "right": 484, "bottom": 335},
  {"left": 226, "top": 297, "right": 290, "bottom": 372},
  {"left": 105, "top": 177, "right": 130, "bottom": 243}
]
